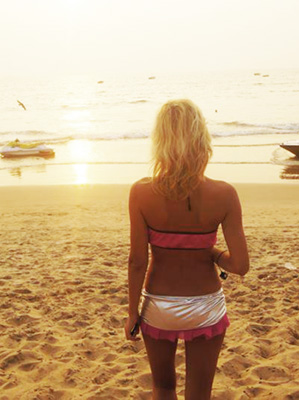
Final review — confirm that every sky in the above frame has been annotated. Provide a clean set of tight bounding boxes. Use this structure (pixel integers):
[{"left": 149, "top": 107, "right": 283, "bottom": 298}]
[{"left": 1, "top": 0, "right": 299, "bottom": 76}]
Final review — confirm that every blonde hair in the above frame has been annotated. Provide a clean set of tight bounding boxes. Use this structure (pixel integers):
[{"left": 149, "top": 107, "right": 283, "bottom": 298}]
[{"left": 151, "top": 99, "right": 212, "bottom": 200}]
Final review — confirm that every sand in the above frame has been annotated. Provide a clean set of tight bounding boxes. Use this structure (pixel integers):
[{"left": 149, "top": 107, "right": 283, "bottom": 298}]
[{"left": 0, "top": 183, "right": 299, "bottom": 400}]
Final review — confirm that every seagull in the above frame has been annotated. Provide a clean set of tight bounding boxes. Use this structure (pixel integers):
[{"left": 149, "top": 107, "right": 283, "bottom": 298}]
[{"left": 17, "top": 100, "right": 26, "bottom": 110}]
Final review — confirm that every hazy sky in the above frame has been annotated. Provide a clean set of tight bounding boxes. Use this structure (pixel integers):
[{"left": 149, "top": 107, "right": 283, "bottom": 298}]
[{"left": 1, "top": 0, "right": 299, "bottom": 76}]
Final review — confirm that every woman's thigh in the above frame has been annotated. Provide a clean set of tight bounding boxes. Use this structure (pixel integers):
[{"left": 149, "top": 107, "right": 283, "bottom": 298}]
[
  {"left": 184, "top": 332, "right": 225, "bottom": 400},
  {"left": 142, "top": 332, "right": 178, "bottom": 389}
]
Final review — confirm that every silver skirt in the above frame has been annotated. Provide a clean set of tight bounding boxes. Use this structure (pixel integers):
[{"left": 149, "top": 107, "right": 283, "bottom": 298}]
[{"left": 140, "top": 288, "right": 227, "bottom": 331}]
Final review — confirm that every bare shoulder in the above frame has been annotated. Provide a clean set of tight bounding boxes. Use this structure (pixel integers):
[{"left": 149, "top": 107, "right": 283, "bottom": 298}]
[
  {"left": 205, "top": 177, "right": 238, "bottom": 198},
  {"left": 130, "top": 177, "right": 153, "bottom": 199}
]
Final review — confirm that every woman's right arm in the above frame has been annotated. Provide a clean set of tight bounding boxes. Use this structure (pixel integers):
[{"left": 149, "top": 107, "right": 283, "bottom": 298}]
[
  {"left": 125, "top": 182, "right": 149, "bottom": 341},
  {"left": 213, "top": 184, "right": 249, "bottom": 276}
]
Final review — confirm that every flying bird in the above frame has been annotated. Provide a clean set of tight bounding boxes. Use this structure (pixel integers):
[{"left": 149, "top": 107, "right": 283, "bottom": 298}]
[{"left": 17, "top": 100, "right": 26, "bottom": 110}]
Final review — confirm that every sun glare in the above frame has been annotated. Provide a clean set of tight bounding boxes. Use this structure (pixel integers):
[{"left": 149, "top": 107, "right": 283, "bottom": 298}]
[
  {"left": 63, "top": 110, "right": 92, "bottom": 133},
  {"left": 68, "top": 140, "right": 92, "bottom": 161},
  {"left": 73, "top": 164, "right": 88, "bottom": 184}
]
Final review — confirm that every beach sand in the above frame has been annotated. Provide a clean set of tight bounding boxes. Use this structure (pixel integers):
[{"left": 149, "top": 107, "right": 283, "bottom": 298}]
[{"left": 0, "top": 183, "right": 299, "bottom": 400}]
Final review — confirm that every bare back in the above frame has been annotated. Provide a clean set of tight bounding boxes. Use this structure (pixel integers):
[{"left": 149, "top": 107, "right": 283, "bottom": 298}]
[{"left": 133, "top": 177, "right": 236, "bottom": 296}]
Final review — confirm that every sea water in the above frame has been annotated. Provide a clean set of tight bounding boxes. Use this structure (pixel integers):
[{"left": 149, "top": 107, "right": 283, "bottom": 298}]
[{"left": 0, "top": 69, "right": 299, "bottom": 185}]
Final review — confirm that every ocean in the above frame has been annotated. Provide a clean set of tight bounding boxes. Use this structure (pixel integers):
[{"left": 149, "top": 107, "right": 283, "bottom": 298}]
[{"left": 1, "top": 69, "right": 299, "bottom": 185}]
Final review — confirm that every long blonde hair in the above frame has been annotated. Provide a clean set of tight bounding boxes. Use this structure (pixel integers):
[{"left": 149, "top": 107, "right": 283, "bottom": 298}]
[{"left": 151, "top": 99, "right": 212, "bottom": 200}]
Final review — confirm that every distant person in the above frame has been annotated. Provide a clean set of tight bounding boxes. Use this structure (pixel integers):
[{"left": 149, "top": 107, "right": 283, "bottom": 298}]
[
  {"left": 10, "top": 138, "right": 20, "bottom": 147},
  {"left": 125, "top": 99, "right": 249, "bottom": 400}
]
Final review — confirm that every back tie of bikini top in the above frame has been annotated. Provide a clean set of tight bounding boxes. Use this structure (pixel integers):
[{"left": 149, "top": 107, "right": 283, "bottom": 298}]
[{"left": 148, "top": 226, "right": 217, "bottom": 250}]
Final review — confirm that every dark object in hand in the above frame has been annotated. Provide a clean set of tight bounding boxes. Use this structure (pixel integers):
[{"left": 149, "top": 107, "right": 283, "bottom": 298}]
[
  {"left": 220, "top": 271, "right": 228, "bottom": 280},
  {"left": 130, "top": 323, "right": 139, "bottom": 336}
]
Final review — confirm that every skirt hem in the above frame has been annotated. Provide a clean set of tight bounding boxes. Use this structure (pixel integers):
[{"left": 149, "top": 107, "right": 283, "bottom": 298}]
[{"left": 140, "top": 313, "right": 230, "bottom": 342}]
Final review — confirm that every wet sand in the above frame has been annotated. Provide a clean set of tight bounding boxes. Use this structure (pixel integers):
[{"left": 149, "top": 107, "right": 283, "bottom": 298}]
[
  {"left": 1, "top": 133, "right": 299, "bottom": 186},
  {"left": 0, "top": 184, "right": 299, "bottom": 399}
]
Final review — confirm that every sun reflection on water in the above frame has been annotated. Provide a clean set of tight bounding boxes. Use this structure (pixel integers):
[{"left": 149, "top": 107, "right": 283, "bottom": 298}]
[
  {"left": 63, "top": 110, "right": 92, "bottom": 133},
  {"left": 73, "top": 164, "right": 88, "bottom": 184},
  {"left": 68, "top": 140, "right": 92, "bottom": 161}
]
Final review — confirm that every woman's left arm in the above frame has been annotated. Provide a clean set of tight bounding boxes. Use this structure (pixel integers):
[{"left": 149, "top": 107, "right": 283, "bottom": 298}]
[{"left": 125, "top": 182, "right": 149, "bottom": 341}]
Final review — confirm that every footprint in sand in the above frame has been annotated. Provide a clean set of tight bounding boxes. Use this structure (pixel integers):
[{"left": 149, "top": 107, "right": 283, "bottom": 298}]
[
  {"left": 242, "top": 386, "right": 266, "bottom": 398},
  {"left": 92, "top": 372, "right": 111, "bottom": 385},
  {"left": 262, "top": 296, "right": 276, "bottom": 304},
  {"left": 211, "top": 388, "right": 237, "bottom": 400},
  {"left": 40, "top": 343, "right": 64, "bottom": 358},
  {"left": 246, "top": 323, "right": 272, "bottom": 337},
  {"left": 108, "top": 315, "right": 122, "bottom": 328},
  {"left": 86, "top": 387, "right": 130, "bottom": 400},
  {"left": 227, "top": 344, "right": 250, "bottom": 355},
  {"left": 287, "top": 327, "right": 299, "bottom": 345},
  {"left": 8, "top": 314, "right": 39, "bottom": 326},
  {"left": 136, "top": 372, "right": 152, "bottom": 390},
  {"left": 252, "top": 365, "right": 290, "bottom": 383},
  {"left": 221, "top": 354, "right": 253, "bottom": 379},
  {"left": 22, "top": 386, "right": 66, "bottom": 400},
  {"left": 18, "top": 361, "right": 41, "bottom": 371},
  {"left": 1, "top": 377, "right": 19, "bottom": 390},
  {"left": 13, "top": 288, "right": 32, "bottom": 295},
  {"left": 63, "top": 368, "right": 79, "bottom": 387},
  {"left": 278, "top": 326, "right": 299, "bottom": 345},
  {"left": 256, "top": 343, "right": 279, "bottom": 359},
  {"left": 283, "top": 390, "right": 299, "bottom": 400},
  {"left": 102, "top": 353, "right": 117, "bottom": 362},
  {"left": 0, "top": 350, "right": 42, "bottom": 370},
  {"left": 119, "top": 342, "right": 144, "bottom": 354}
]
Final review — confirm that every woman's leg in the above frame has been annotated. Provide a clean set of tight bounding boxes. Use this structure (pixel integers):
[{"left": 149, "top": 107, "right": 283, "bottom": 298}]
[
  {"left": 184, "top": 331, "right": 225, "bottom": 400},
  {"left": 142, "top": 332, "right": 178, "bottom": 400}
]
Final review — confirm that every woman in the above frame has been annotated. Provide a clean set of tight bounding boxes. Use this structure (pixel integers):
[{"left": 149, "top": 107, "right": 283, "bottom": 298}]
[{"left": 125, "top": 99, "right": 249, "bottom": 400}]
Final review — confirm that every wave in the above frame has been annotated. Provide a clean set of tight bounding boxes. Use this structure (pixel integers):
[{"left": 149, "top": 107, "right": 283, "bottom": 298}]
[
  {"left": 1, "top": 123, "right": 298, "bottom": 147},
  {"left": 0, "top": 160, "right": 273, "bottom": 172},
  {"left": 128, "top": 100, "right": 148, "bottom": 104},
  {"left": 0, "top": 130, "right": 52, "bottom": 137},
  {"left": 220, "top": 121, "right": 299, "bottom": 132},
  {"left": 0, "top": 133, "right": 72, "bottom": 147},
  {"left": 0, "top": 161, "right": 149, "bottom": 171},
  {"left": 213, "top": 130, "right": 299, "bottom": 138},
  {"left": 210, "top": 161, "right": 271, "bottom": 164},
  {"left": 60, "top": 99, "right": 149, "bottom": 107},
  {"left": 0, "top": 131, "right": 149, "bottom": 146},
  {"left": 213, "top": 143, "right": 280, "bottom": 147},
  {"left": 221, "top": 121, "right": 258, "bottom": 128}
]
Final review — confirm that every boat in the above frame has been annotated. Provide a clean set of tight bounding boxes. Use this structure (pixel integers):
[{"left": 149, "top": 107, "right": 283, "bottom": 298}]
[
  {"left": 280, "top": 141, "right": 299, "bottom": 157},
  {"left": 1, "top": 140, "right": 55, "bottom": 158}
]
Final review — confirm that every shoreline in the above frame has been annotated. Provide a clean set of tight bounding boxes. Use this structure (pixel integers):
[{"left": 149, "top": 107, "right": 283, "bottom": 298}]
[{"left": 0, "top": 163, "right": 299, "bottom": 186}]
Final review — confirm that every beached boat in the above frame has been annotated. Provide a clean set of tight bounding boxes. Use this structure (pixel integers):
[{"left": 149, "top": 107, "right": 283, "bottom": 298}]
[
  {"left": 1, "top": 141, "right": 55, "bottom": 158},
  {"left": 280, "top": 141, "right": 299, "bottom": 157}
]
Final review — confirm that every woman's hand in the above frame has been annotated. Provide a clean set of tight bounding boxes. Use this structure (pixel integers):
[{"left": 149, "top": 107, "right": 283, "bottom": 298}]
[{"left": 125, "top": 315, "right": 141, "bottom": 341}]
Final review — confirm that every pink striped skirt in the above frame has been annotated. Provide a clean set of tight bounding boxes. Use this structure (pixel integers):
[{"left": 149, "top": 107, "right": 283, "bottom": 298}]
[{"left": 140, "top": 288, "right": 230, "bottom": 342}]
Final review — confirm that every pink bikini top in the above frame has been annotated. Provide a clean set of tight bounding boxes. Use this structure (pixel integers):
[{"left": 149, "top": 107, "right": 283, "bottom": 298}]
[{"left": 148, "top": 226, "right": 217, "bottom": 250}]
